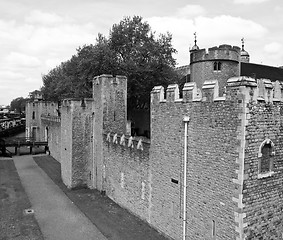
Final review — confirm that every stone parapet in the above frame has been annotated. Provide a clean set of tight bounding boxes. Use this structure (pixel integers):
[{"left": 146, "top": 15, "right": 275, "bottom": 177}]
[
  {"left": 151, "top": 77, "right": 283, "bottom": 106},
  {"left": 41, "top": 114, "right": 61, "bottom": 122}
]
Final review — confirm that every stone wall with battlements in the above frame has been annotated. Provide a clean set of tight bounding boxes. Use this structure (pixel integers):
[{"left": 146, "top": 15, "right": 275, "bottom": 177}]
[
  {"left": 150, "top": 77, "right": 283, "bottom": 239},
  {"left": 26, "top": 101, "right": 59, "bottom": 141},
  {"left": 234, "top": 78, "right": 283, "bottom": 239},
  {"left": 41, "top": 117, "right": 61, "bottom": 162},
  {"left": 93, "top": 74, "right": 127, "bottom": 134},
  {"left": 92, "top": 75, "right": 128, "bottom": 191},
  {"left": 25, "top": 72, "right": 283, "bottom": 240},
  {"left": 150, "top": 80, "right": 243, "bottom": 239},
  {"left": 190, "top": 44, "right": 241, "bottom": 97},
  {"left": 60, "top": 98, "right": 94, "bottom": 189},
  {"left": 102, "top": 133, "right": 150, "bottom": 222}
]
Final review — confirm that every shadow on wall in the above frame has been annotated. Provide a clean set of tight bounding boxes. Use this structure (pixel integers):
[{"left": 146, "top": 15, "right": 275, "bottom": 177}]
[{"left": 128, "top": 108, "right": 150, "bottom": 138}]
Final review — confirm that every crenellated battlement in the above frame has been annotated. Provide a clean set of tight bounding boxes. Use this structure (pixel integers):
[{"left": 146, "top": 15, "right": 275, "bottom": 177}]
[
  {"left": 151, "top": 77, "right": 283, "bottom": 105},
  {"left": 61, "top": 98, "right": 93, "bottom": 108},
  {"left": 190, "top": 44, "right": 241, "bottom": 64}
]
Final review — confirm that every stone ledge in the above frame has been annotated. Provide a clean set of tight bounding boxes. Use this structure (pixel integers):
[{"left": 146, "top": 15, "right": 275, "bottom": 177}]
[
  {"left": 258, "top": 171, "right": 275, "bottom": 179},
  {"left": 41, "top": 114, "right": 61, "bottom": 122}
]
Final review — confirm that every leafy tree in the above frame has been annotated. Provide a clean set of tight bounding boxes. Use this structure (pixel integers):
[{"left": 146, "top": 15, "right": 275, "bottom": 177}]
[
  {"left": 41, "top": 16, "right": 179, "bottom": 108},
  {"left": 41, "top": 34, "right": 118, "bottom": 101},
  {"left": 10, "top": 97, "right": 26, "bottom": 113},
  {"left": 109, "top": 16, "right": 178, "bottom": 107}
]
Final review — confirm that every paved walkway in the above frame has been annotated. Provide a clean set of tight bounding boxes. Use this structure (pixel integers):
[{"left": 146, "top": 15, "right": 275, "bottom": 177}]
[
  {"left": 0, "top": 157, "right": 43, "bottom": 240},
  {"left": 1, "top": 154, "right": 169, "bottom": 240},
  {"left": 33, "top": 155, "right": 169, "bottom": 240},
  {"left": 3, "top": 154, "right": 170, "bottom": 240},
  {"left": 13, "top": 155, "right": 107, "bottom": 240}
]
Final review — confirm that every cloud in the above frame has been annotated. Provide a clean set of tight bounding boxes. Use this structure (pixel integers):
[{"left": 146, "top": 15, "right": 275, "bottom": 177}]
[
  {"left": 262, "top": 42, "right": 283, "bottom": 66},
  {"left": 0, "top": 9, "right": 98, "bottom": 105},
  {"left": 24, "top": 77, "right": 41, "bottom": 83},
  {"left": 147, "top": 15, "right": 267, "bottom": 65},
  {"left": 264, "top": 42, "right": 282, "bottom": 53},
  {"left": 194, "top": 15, "right": 266, "bottom": 41},
  {"left": 21, "top": 23, "right": 95, "bottom": 54},
  {"left": 234, "top": 0, "right": 271, "bottom": 4},
  {"left": 176, "top": 5, "right": 206, "bottom": 18},
  {"left": 0, "top": 70, "right": 25, "bottom": 80},
  {"left": 25, "top": 10, "right": 65, "bottom": 25},
  {"left": 6, "top": 52, "right": 41, "bottom": 68}
]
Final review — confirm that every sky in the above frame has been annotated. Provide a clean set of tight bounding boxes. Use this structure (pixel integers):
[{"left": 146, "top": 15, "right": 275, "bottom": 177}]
[{"left": 0, "top": 0, "right": 283, "bottom": 106}]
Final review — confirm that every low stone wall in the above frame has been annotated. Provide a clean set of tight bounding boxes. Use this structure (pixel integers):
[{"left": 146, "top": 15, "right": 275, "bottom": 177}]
[
  {"left": 102, "top": 133, "right": 150, "bottom": 222},
  {"left": 41, "top": 116, "right": 61, "bottom": 163}
]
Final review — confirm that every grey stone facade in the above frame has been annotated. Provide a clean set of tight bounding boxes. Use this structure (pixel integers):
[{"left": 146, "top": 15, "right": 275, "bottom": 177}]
[{"left": 26, "top": 45, "right": 283, "bottom": 240}]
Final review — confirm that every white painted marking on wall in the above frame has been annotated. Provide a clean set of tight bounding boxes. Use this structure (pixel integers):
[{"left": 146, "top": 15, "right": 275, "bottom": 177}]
[
  {"left": 121, "top": 172, "right": 124, "bottom": 188},
  {"left": 141, "top": 181, "right": 145, "bottom": 200},
  {"left": 103, "top": 165, "right": 106, "bottom": 179}
]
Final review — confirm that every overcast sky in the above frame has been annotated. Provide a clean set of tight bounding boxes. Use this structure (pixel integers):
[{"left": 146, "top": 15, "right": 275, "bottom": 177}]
[{"left": 0, "top": 0, "right": 282, "bottom": 106}]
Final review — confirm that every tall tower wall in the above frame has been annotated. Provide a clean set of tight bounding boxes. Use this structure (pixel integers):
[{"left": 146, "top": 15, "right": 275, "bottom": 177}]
[
  {"left": 60, "top": 98, "right": 93, "bottom": 189},
  {"left": 92, "top": 75, "right": 127, "bottom": 191},
  {"left": 190, "top": 44, "right": 241, "bottom": 96}
]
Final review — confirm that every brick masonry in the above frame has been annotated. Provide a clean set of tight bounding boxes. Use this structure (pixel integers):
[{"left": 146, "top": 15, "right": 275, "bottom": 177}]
[
  {"left": 242, "top": 100, "right": 283, "bottom": 239},
  {"left": 60, "top": 99, "right": 93, "bottom": 189},
  {"left": 26, "top": 100, "right": 59, "bottom": 141},
  {"left": 150, "top": 83, "right": 242, "bottom": 239},
  {"left": 190, "top": 45, "right": 240, "bottom": 96},
  {"left": 42, "top": 119, "right": 61, "bottom": 161},
  {"left": 102, "top": 133, "right": 150, "bottom": 222},
  {"left": 26, "top": 71, "right": 283, "bottom": 239}
]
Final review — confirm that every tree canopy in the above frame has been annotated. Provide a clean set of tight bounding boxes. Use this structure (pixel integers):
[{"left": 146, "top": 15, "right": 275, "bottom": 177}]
[
  {"left": 10, "top": 97, "right": 26, "bottom": 113},
  {"left": 41, "top": 16, "right": 179, "bottom": 108}
]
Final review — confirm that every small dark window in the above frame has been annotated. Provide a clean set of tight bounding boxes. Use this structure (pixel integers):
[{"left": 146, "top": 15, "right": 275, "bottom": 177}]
[
  {"left": 217, "top": 62, "right": 222, "bottom": 70},
  {"left": 212, "top": 220, "right": 216, "bottom": 237},
  {"left": 171, "top": 178, "right": 178, "bottom": 184},
  {"left": 32, "top": 111, "right": 35, "bottom": 119},
  {"left": 213, "top": 62, "right": 217, "bottom": 71},
  {"left": 260, "top": 143, "right": 273, "bottom": 173},
  {"left": 213, "top": 61, "right": 221, "bottom": 71}
]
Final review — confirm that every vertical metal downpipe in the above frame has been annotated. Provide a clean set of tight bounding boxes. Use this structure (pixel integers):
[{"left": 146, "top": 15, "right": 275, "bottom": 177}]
[{"left": 183, "top": 116, "right": 190, "bottom": 240}]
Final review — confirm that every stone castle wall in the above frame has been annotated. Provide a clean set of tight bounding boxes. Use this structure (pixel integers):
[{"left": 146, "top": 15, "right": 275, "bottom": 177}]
[
  {"left": 25, "top": 101, "right": 59, "bottom": 141},
  {"left": 60, "top": 99, "right": 93, "bottom": 189},
  {"left": 26, "top": 73, "right": 283, "bottom": 240},
  {"left": 236, "top": 79, "right": 283, "bottom": 239},
  {"left": 41, "top": 117, "right": 61, "bottom": 161},
  {"left": 149, "top": 81, "right": 243, "bottom": 239},
  {"left": 102, "top": 133, "right": 150, "bottom": 222},
  {"left": 190, "top": 45, "right": 241, "bottom": 96},
  {"left": 92, "top": 75, "right": 127, "bottom": 191}
]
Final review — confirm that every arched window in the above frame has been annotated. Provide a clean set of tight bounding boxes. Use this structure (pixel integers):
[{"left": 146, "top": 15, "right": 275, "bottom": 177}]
[
  {"left": 213, "top": 62, "right": 218, "bottom": 71},
  {"left": 213, "top": 61, "right": 222, "bottom": 71},
  {"left": 258, "top": 139, "right": 275, "bottom": 177},
  {"left": 217, "top": 62, "right": 222, "bottom": 71}
]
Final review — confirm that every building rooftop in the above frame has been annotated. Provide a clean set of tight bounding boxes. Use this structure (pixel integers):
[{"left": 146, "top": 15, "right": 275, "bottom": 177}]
[{"left": 241, "top": 62, "right": 283, "bottom": 81}]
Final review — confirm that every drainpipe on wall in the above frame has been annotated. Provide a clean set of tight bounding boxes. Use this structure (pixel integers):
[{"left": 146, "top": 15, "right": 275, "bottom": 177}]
[{"left": 183, "top": 116, "right": 190, "bottom": 240}]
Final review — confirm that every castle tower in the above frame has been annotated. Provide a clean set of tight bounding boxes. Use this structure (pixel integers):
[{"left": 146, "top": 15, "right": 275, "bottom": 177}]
[
  {"left": 190, "top": 44, "right": 241, "bottom": 96},
  {"left": 92, "top": 74, "right": 127, "bottom": 191},
  {"left": 240, "top": 38, "right": 250, "bottom": 63}
]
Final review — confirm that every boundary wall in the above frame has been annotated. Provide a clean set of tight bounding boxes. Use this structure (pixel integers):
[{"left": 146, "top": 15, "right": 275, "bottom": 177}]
[
  {"left": 149, "top": 76, "right": 283, "bottom": 239},
  {"left": 26, "top": 74, "right": 283, "bottom": 240},
  {"left": 60, "top": 98, "right": 94, "bottom": 188},
  {"left": 26, "top": 100, "right": 59, "bottom": 141},
  {"left": 41, "top": 115, "right": 61, "bottom": 161}
]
